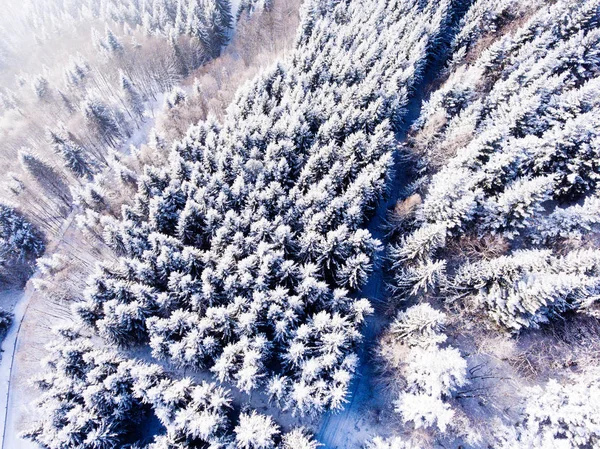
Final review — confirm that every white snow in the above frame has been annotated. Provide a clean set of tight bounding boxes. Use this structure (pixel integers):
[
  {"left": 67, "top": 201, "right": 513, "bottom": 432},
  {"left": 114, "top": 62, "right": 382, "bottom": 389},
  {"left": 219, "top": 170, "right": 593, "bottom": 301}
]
[
  {"left": 0, "top": 210, "right": 79, "bottom": 449},
  {"left": 0, "top": 288, "right": 39, "bottom": 449}
]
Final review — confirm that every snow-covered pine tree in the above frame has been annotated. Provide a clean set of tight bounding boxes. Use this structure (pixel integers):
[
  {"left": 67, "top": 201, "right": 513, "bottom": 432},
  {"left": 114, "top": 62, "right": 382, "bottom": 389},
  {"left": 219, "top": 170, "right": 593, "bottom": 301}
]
[
  {"left": 32, "top": 75, "right": 50, "bottom": 100},
  {"left": 146, "top": 378, "right": 232, "bottom": 448},
  {"left": 234, "top": 411, "right": 280, "bottom": 449},
  {"left": 389, "top": 303, "right": 448, "bottom": 348},
  {"left": 82, "top": 97, "right": 123, "bottom": 147},
  {"left": 104, "top": 26, "right": 124, "bottom": 55},
  {"left": 19, "top": 150, "right": 73, "bottom": 206},
  {"left": 120, "top": 71, "right": 145, "bottom": 121},
  {"left": 48, "top": 130, "right": 94, "bottom": 179},
  {"left": 280, "top": 428, "right": 321, "bottom": 449}
]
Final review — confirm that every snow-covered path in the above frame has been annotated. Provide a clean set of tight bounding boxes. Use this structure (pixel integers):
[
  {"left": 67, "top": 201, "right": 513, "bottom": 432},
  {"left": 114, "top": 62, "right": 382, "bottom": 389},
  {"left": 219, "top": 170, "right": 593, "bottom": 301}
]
[
  {"left": 315, "top": 152, "right": 409, "bottom": 449},
  {"left": 315, "top": 38, "right": 459, "bottom": 447},
  {"left": 0, "top": 284, "right": 39, "bottom": 449},
  {"left": 0, "top": 210, "right": 78, "bottom": 449}
]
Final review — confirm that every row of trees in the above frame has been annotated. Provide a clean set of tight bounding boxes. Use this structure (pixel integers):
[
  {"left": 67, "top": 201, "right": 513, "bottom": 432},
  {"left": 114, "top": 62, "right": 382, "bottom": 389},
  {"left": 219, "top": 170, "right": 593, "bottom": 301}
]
[
  {"left": 25, "top": 328, "right": 321, "bottom": 448},
  {"left": 388, "top": 0, "right": 600, "bottom": 332}
]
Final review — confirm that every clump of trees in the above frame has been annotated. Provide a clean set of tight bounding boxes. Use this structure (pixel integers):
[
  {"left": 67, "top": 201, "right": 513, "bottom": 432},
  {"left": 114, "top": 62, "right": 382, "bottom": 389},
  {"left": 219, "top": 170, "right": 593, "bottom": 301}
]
[
  {"left": 378, "top": 304, "right": 468, "bottom": 434},
  {"left": 25, "top": 328, "right": 320, "bottom": 449},
  {"left": 23, "top": 328, "right": 165, "bottom": 448},
  {"left": 388, "top": 0, "right": 600, "bottom": 332},
  {"left": 0, "top": 203, "right": 44, "bottom": 285},
  {"left": 0, "top": 0, "right": 241, "bottom": 237},
  {"left": 495, "top": 374, "right": 600, "bottom": 448},
  {"left": 72, "top": 0, "right": 457, "bottom": 419}
]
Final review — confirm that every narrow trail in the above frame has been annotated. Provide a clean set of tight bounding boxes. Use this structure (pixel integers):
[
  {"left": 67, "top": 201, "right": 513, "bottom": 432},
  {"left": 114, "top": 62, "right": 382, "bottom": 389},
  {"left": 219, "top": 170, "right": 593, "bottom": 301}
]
[
  {"left": 0, "top": 209, "right": 79, "bottom": 449},
  {"left": 315, "top": 21, "right": 469, "bottom": 449},
  {"left": 315, "top": 85, "right": 426, "bottom": 448}
]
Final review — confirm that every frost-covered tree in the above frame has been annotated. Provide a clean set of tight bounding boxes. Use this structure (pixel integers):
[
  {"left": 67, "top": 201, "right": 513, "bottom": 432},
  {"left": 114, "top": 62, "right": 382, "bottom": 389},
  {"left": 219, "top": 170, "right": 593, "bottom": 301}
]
[
  {"left": 23, "top": 329, "right": 162, "bottom": 449},
  {"left": 165, "top": 87, "right": 187, "bottom": 109},
  {"left": 280, "top": 428, "right": 320, "bottom": 449},
  {"left": 0, "top": 309, "right": 12, "bottom": 335},
  {"left": 19, "top": 150, "right": 73, "bottom": 206},
  {"left": 0, "top": 204, "right": 45, "bottom": 264},
  {"left": 82, "top": 97, "right": 123, "bottom": 147},
  {"left": 234, "top": 411, "right": 280, "bottom": 449},
  {"left": 379, "top": 304, "right": 468, "bottom": 434},
  {"left": 496, "top": 375, "right": 600, "bottom": 449},
  {"left": 389, "top": 303, "right": 448, "bottom": 348},
  {"left": 49, "top": 130, "right": 94, "bottom": 179},
  {"left": 32, "top": 75, "right": 50, "bottom": 100},
  {"left": 104, "top": 27, "right": 124, "bottom": 54},
  {"left": 403, "top": 346, "right": 468, "bottom": 398},
  {"left": 201, "top": 0, "right": 233, "bottom": 58},
  {"left": 453, "top": 249, "right": 600, "bottom": 330},
  {"left": 395, "top": 392, "right": 456, "bottom": 434},
  {"left": 120, "top": 71, "right": 145, "bottom": 121}
]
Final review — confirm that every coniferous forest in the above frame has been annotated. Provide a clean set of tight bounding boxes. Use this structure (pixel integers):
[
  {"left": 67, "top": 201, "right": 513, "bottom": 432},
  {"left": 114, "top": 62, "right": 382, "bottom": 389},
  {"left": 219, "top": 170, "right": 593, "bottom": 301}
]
[{"left": 0, "top": 1, "right": 600, "bottom": 448}]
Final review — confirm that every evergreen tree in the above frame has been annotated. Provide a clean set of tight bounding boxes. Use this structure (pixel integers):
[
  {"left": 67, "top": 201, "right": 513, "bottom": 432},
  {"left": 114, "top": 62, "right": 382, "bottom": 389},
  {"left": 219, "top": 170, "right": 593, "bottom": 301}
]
[
  {"left": 104, "top": 27, "right": 124, "bottom": 54},
  {"left": 280, "top": 428, "right": 320, "bottom": 449},
  {"left": 0, "top": 204, "right": 44, "bottom": 285},
  {"left": 234, "top": 411, "right": 280, "bottom": 449},
  {"left": 202, "top": 0, "right": 233, "bottom": 58},
  {"left": 32, "top": 75, "right": 50, "bottom": 100},
  {"left": 120, "top": 71, "right": 145, "bottom": 120},
  {"left": 48, "top": 130, "right": 94, "bottom": 179},
  {"left": 82, "top": 97, "right": 123, "bottom": 147},
  {"left": 19, "top": 150, "right": 73, "bottom": 206}
]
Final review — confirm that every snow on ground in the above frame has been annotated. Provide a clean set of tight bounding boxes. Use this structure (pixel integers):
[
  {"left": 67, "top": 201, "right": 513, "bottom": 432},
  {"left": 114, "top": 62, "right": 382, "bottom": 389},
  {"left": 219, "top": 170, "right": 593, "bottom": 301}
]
[
  {"left": 0, "top": 286, "right": 41, "bottom": 449},
  {"left": 0, "top": 288, "right": 29, "bottom": 449},
  {"left": 0, "top": 211, "right": 79, "bottom": 449}
]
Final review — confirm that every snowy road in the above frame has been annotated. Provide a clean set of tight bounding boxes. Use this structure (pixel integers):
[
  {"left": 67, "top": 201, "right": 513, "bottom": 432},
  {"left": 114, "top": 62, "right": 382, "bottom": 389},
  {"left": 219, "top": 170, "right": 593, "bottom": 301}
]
[
  {"left": 0, "top": 210, "right": 78, "bottom": 449},
  {"left": 0, "top": 285, "right": 38, "bottom": 449}
]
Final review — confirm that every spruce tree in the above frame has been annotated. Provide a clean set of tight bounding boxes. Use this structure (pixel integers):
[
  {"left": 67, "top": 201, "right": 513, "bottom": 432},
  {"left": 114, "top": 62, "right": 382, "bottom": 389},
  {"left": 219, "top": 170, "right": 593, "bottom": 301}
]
[
  {"left": 48, "top": 130, "right": 93, "bottom": 179},
  {"left": 82, "top": 97, "right": 123, "bottom": 147},
  {"left": 120, "top": 71, "right": 145, "bottom": 120},
  {"left": 19, "top": 150, "right": 73, "bottom": 206}
]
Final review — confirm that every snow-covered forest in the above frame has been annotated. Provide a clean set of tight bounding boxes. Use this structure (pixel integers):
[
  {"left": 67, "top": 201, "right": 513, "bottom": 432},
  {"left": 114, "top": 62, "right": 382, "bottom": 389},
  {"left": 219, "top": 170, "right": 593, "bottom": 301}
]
[{"left": 1, "top": 0, "right": 600, "bottom": 448}]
